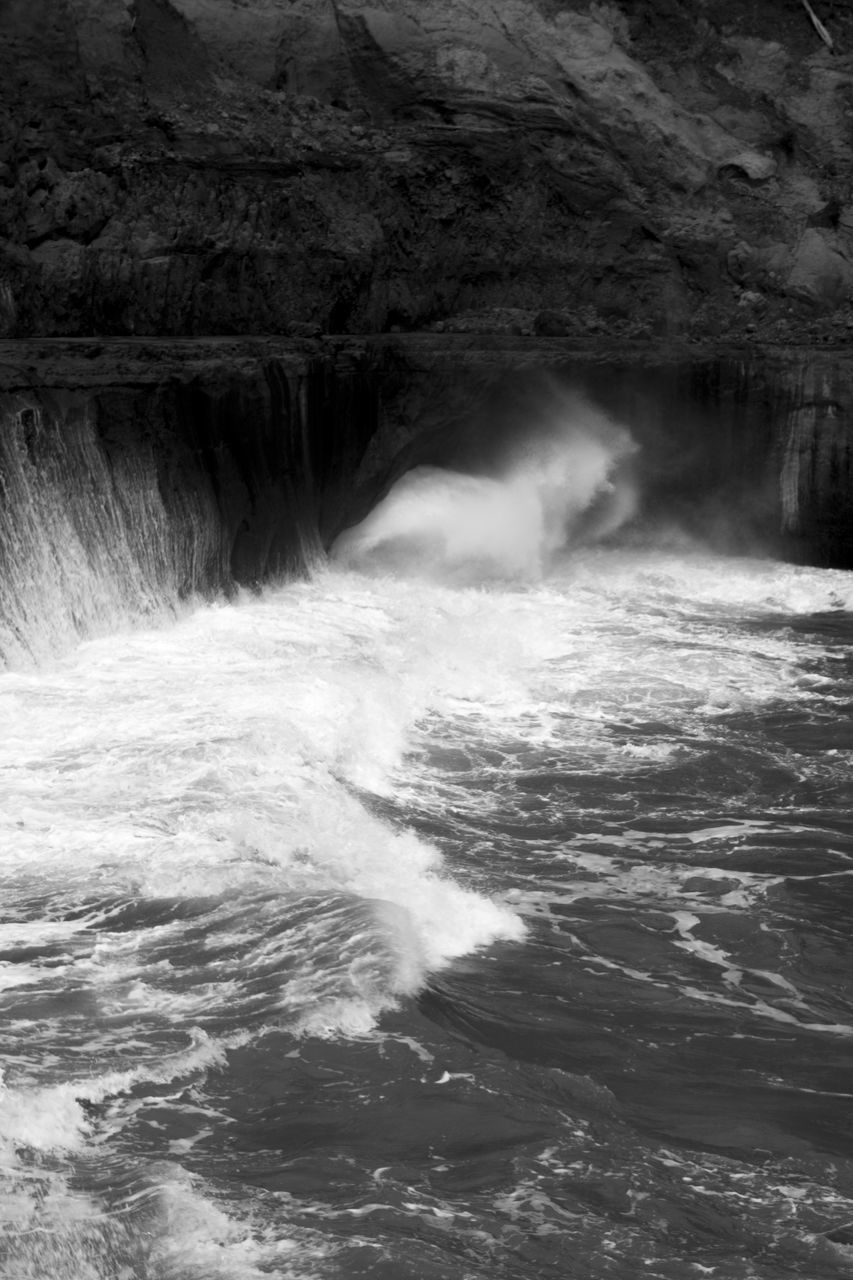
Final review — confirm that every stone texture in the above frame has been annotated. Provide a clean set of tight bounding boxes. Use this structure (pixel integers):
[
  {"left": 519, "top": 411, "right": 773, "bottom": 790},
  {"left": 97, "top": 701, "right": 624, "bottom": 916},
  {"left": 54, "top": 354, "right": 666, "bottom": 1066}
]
[
  {"left": 776, "top": 358, "right": 853, "bottom": 565},
  {"left": 787, "top": 227, "right": 853, "bottom": 304},
  {"left": 1, "top": 0, "right": 852, "bottom": 340}
]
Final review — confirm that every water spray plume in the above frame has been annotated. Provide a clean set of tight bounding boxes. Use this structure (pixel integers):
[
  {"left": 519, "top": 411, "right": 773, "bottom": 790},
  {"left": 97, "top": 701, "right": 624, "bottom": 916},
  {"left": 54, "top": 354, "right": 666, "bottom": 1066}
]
[{"left": 332, "top": 390, "right": 638, "bottom": 582}]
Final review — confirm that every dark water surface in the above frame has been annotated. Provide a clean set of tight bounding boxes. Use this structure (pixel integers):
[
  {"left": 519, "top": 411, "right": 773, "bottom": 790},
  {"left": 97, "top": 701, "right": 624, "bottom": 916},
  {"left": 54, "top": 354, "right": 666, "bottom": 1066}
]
[{"left": 1, "top": 549, "right": 853, "bottom": 1279}]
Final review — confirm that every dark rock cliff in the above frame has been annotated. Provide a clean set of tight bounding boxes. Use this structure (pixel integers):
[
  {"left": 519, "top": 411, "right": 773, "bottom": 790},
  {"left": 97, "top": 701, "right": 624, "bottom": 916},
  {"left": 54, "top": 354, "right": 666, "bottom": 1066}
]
[
  {"left": 1, "top": 0, "right": 851, "bottom": 650},
  {"left": 2, "top": 0, "right": 853, "bottom": 344}
]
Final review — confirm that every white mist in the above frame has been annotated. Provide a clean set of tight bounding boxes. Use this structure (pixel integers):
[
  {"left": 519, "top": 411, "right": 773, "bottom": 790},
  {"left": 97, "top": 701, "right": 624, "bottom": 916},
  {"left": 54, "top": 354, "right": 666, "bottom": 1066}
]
[{"left": 332, "top": 392, "right": 637, "bottom": 580}]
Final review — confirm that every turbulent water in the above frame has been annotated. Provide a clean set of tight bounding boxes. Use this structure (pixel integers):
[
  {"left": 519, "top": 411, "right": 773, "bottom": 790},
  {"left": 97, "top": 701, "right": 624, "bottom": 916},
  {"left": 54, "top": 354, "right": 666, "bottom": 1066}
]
[{"left": 2, "top": 433, "right": 853, "bottom": 1278}]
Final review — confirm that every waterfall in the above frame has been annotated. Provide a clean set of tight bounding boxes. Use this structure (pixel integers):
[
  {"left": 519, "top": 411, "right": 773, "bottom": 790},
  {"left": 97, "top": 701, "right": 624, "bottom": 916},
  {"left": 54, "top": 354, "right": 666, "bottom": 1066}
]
[
  {"left": 0, "top": 393, "right": 226, "bottom": 666},
  {"left": 0, "top": 354, "right": 382, "bottom": 668}
]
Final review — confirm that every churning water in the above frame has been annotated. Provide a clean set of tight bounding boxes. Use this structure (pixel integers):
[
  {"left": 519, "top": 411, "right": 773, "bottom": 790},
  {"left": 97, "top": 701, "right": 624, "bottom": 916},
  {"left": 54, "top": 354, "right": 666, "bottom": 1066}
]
[{"left": 2, "top": 410, "right": 853, "bottom": 1279}]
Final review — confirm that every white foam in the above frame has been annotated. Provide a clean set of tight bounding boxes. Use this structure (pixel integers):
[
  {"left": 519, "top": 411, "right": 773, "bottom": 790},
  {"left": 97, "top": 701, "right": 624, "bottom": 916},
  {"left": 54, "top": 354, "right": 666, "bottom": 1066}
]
[
  {"left": 145, "top": 1167, "right": 330, "bottom": 1279},
  {"left": 560, "top": 547, "right": 853, "bottom": 617},
  {"left": 3, "top": 457, "right": 852, "bottom": 1279},
  {"left": 0, "top": 1031, "right": 227, "bottom": 1154},
  {"left": 0, "top": 573, "right": 531, "bottom": 1056},
  {"left": 0, "top": 1160, "right": 330, "bottom": 1280}
]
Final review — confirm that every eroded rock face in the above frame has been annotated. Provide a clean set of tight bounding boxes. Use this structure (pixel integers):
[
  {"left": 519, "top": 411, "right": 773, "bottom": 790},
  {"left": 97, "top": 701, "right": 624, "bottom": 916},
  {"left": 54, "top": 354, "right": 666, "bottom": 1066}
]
[
  {"left": 777, "top": 358, "right": 853, "bottom": 566},
  {"left": 1, "top": 0, "right": 852, "bottom": 340}
]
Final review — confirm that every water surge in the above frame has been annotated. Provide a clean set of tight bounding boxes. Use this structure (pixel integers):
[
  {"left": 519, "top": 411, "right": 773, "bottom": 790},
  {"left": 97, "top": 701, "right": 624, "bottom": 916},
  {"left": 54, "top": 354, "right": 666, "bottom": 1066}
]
[
  {"left": 3, "top": 354, "right": 853, "bottom": 1278},
  {"left": 332, "top": 391, "right": 638, "bottom": 581}
]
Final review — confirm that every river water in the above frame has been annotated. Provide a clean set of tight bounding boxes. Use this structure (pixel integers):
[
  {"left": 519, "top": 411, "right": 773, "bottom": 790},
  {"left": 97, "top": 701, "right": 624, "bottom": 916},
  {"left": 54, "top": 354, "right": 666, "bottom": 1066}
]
[{"left": 2, "top": 421, "right": 853, "bottom": 1278}]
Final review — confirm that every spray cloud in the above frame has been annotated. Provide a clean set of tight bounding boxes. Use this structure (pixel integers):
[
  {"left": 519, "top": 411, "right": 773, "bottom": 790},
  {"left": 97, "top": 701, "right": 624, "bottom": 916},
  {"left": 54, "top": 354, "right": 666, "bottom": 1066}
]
[{"left": 332, "top": 388, "right": 638, "bottom": 582}]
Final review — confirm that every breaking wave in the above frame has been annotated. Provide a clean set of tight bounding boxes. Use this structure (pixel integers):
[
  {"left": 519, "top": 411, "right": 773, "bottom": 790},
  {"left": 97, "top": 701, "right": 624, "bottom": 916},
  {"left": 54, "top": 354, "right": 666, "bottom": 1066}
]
[{"left": 332, "top": 394, "right": 637, "bottom": 581}]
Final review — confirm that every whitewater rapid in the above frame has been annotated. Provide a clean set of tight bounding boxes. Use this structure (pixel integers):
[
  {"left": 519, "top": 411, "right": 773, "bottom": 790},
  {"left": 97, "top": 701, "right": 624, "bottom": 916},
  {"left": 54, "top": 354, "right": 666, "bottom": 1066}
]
[{"left": 2, "top": 539, "right": 853, "bottom": 1276}]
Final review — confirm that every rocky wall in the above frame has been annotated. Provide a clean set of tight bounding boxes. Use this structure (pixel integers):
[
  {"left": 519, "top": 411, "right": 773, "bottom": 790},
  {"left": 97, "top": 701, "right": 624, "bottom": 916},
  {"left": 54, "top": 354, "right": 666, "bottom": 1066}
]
[
  {"left": 2, "top": 1, "right": 853, "bottom": 344},
  {"left": 774, "top": 355, "right": 853, "bottom": 567}
]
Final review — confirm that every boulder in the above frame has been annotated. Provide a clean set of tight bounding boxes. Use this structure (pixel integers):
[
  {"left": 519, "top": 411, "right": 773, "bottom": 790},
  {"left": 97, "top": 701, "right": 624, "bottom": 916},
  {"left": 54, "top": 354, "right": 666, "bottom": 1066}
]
[{"left": 787, "top": 228, "right": 853, "bottom": 306}]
